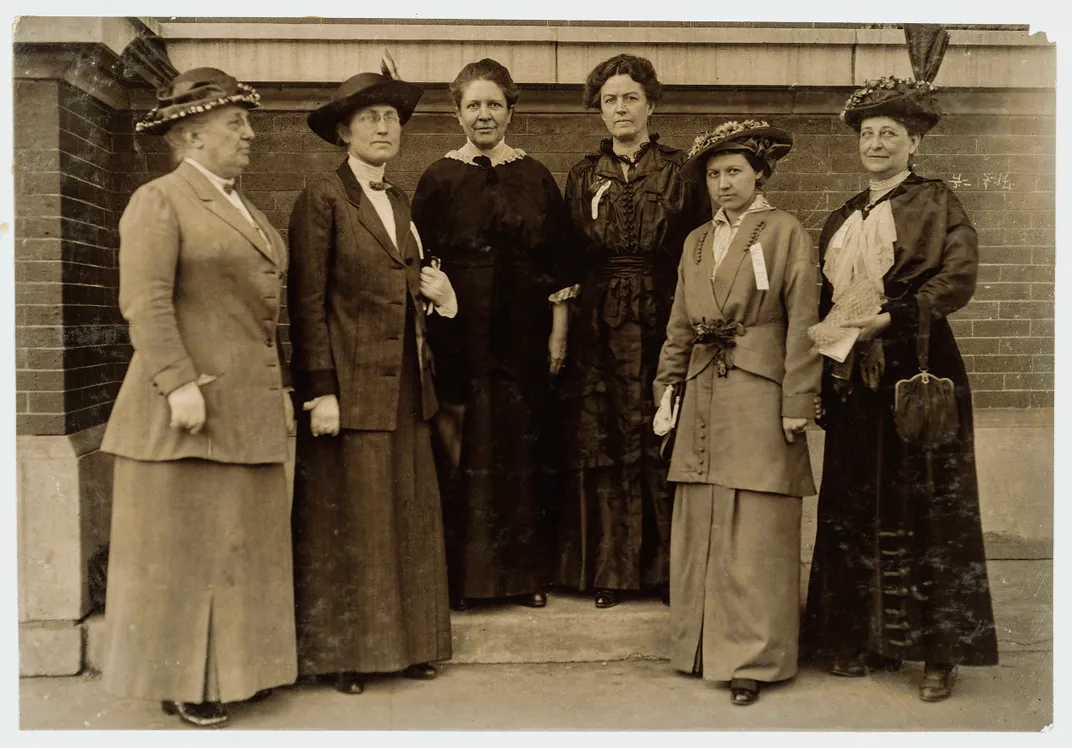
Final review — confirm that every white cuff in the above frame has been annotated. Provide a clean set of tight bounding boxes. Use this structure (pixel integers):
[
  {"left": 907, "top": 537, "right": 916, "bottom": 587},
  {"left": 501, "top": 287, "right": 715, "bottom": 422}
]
[
  {"left": 432, "top": 285, "right": 459, "bottom": 319},
  {"left": 549, "top": 284, "right": 581, "bottom": 305}
]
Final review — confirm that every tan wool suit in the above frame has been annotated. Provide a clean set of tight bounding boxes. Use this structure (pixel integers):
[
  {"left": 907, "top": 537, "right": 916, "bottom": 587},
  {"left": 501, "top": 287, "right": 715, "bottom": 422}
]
[
  {"left": 653, "top": 203, "right": 821, "bottom": 684},
  {"left": 100, "top": 161, "right": 297, "bottom": 703}
]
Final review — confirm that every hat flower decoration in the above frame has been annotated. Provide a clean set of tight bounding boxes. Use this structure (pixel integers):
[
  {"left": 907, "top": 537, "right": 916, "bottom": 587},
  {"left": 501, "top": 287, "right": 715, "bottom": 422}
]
[
  {"left": 137, "top": 68, "right": 261, "bottom": 134},
  {"left": 681, "top": 119, "right": 793, "bottom": 182}
]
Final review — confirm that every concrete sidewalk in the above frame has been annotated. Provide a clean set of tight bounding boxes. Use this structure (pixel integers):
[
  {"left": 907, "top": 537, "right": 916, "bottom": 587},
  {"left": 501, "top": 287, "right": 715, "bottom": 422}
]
[{"left": 20, "top": 652, "right": 1052, "bottom": 731}]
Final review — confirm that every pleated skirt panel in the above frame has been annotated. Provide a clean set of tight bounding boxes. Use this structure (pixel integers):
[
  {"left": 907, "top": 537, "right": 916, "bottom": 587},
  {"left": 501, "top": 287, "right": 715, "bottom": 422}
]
[
  {"left": 103, "top": 457, "right": 297, "bottom": 704},
  {"left": 669, "top": 483, "right": 802, "bottom": 683}
]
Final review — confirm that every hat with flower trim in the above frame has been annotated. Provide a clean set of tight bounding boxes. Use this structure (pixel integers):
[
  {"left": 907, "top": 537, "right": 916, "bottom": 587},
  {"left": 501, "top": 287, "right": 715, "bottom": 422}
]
[
  {"left": 136, "top": 68, "right": 261, "bottom": 134},
  {"left": 681, "top": 119, "right": 793, "bottom": 183},
  {"left": 840, "top": 24, "right": 950, "bottom": 132}
]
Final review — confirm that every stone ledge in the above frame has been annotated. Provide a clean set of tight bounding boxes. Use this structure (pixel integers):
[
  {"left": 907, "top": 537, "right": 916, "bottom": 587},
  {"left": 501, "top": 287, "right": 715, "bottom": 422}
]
[
  {"left": 78, "top": 558, "right": 1050, "bottom": 673},
  {"left": 20, "top": 620, "right": 83, "bottom": 677}
]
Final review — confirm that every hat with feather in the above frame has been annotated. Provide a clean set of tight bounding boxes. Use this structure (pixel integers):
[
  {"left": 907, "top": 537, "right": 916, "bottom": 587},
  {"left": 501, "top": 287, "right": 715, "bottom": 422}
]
[
  {"left": 307, "top": 50, "right": 424, "bottom": 145},
  {"left": 841, "top": 24, "right": 950, "bottom": 133},
  {"left": 137, "top": 67, "right": 261, "bottom": 134}
]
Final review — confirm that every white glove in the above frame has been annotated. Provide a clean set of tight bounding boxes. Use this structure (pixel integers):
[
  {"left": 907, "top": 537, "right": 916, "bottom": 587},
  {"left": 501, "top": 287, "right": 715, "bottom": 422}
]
[{"left": 653, "top": 385, "right": 676, "bottom": 436}]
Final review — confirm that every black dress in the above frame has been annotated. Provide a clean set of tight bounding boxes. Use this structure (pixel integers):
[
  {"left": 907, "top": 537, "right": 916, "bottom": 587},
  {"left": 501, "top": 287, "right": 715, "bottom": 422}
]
[
  {"left": 802, "top": 174, "right": 999, "bottom": 667},
  {"left": 555, "top": 135, "right": 711, "bottom": 592},
  {"left": 412, "top": 148, "right": 572, "bottom": 600}
]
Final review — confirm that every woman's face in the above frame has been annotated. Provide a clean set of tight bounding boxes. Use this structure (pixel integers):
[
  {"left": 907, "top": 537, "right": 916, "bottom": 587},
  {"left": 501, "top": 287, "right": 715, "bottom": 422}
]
[
  {"left": 598, "top": 73, "right": 654, "bottom": 143},
  {"left": 858, "top": 116, "right": 920, "bottom": 181},
  {"left": 185, "top": 104, "right": 255, "bottom": 179},
  {"left": 705, "top": 151, "right": 759, "bottom": 217},
  {"left": 457, "top": 79, "right": 513, "bottom": 150},
  {"left": 340, "top": 104, "right": 402, "bottom": 166}
]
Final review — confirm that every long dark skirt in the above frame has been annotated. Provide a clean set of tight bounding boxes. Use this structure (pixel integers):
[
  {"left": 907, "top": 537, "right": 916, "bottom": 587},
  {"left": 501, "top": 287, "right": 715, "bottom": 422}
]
[
  {"left": 802, "top": 358, "right": 999, "bottom": 667},
  {"left": 556, "top": 265, "right": 672, "bottom": 592},
  {"left": 440, "top": 369, "right": 548, "bottom": 599},
  {"left": 104, "top": 457, "right": 297, "bottom": 703},
  {"left": 291, "top": 317, "right": 452, "bottom": 676}
]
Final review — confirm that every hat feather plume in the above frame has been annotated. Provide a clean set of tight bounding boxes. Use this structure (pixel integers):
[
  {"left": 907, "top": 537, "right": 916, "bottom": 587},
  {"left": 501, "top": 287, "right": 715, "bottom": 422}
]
[
  {"left": 380, "top": 49, "right": 400, "bottom": 80},
  {"left": 904, "top": 23, "right": 950, "bottom": 83}
]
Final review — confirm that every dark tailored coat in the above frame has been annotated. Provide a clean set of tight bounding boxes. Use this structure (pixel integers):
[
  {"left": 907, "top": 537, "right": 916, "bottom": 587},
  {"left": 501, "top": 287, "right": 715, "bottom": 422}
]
[
  {"left": 286, "top": 160, "right": 452, "bottom": 674},
  {"left": 101, "top": 161, "right": 291, "bottom": 464},
  {"left": 802, "top": 174, "right": 999, "bottom": 667},
  {"left": 652, "top": 207, "right": 820, "bottom": 497},
  {"left": 555, "top": 135, "right": 711, "bottom": 592},
  {"left": 286, "top": 162, "right": 438, "bottom": 425}
]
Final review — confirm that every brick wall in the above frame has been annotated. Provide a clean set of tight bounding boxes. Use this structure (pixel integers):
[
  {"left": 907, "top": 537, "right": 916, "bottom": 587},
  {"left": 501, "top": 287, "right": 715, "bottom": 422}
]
[
  {"left": 240, "top": 105, "right": 1056, "bottom": 410},
  {"left": 19, "top": 95, "right": 1052, "bottom": 436},
  {"left": 14, "top": 81, "right": 130, "bottom": 436}
]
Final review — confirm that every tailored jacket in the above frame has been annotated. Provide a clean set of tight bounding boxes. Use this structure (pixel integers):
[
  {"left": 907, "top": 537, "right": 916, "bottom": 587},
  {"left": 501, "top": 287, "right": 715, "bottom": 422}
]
[
  {"left": 101, "top": 161, "right": 291, "bottom": 464},
  {"left": 653, "top": 207, "right": 821, "bottom": 496},
  {"left": 287, "top": 161, "right": 438, "bottom": 431}
]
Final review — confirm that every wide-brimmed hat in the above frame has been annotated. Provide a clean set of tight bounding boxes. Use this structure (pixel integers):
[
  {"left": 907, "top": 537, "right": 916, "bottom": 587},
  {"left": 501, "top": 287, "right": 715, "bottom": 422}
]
[
  {"left": 137, "top": 68, "right": 261, "bottom": 134},
  {"left": 840, "top": 76, "right": 942, "bottom": 132},
  {"left": 840, "top": 25, "right": 949, "bottom": 133},
  {"left": 307, "top": 51, "right": 423, "bottom": 145},
  {"left": 681, "top": 120, "right": 793, "bottom": 183}
]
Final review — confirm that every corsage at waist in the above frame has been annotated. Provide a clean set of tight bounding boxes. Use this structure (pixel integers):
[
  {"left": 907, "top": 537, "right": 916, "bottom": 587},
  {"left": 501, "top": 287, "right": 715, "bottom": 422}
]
[{"left": 693, "top": 318, "right": 746, "bottom": 377}]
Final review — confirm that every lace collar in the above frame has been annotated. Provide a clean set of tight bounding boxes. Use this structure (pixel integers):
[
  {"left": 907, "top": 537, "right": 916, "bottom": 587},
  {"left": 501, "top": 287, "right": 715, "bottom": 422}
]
[
  {"left": 598, "top": 133, "right": 660, "bottom": 165},
  {"left": 445, "top": 139, "right": 527, "bottom": 167}
]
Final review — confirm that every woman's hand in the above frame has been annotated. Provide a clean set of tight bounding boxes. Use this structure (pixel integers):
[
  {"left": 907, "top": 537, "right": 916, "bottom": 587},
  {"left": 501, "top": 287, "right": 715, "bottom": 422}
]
[
  {"left": 549, "top": 329, "right": 568, "bottom": 374},
  {"left": 167, "top": 381, "right": 207, "bottom": 435},
  {"left": 782, "top": 417, "right": 808, "bottom": 444},
  {"left": 304, "top": 394, "right": 340, "bottom": 437},
  {"left": 419, "top": 266, "right": 455, "bottom": 308},
  {"left": 844, "top": 312, "right": 892, "bottom": 341}
]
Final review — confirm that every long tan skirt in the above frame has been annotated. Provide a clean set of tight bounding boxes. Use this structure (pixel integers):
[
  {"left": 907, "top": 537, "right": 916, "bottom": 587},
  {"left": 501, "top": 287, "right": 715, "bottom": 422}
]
[
  {"left": 669, "top": 483, "right": 802, "bottom": 683},
  {"left": 103, "top": 457, "right": 297, "bottom": 703}
]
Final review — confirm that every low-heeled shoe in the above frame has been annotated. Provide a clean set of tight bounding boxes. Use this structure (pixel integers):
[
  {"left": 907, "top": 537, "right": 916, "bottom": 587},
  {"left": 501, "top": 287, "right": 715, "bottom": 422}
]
[
  {"left": 161, "top": 700, "right": 229, "bottom": 727},
  {"left": 402, "top": 663, "right": 438, "bottom": 680}
]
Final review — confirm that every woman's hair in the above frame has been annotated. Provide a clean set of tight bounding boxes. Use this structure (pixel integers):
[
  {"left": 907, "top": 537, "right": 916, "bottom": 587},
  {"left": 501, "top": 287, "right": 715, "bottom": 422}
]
[
  {"left": 163, "top": 118, "right": 198, "bottom": 166},
  {"left": 449, "top": 58, "right": 520, "bottom": 110},
  {"left": 582, "top": 54, "right": 662, "bottom": 110},
  {"left": 853, "top": 113, "right": 930, "bottom": 138}
]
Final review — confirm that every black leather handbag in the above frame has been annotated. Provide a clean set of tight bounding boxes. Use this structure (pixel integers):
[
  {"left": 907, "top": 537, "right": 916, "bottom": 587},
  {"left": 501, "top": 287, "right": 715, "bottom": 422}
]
[{"left": 893, "top": 303, "right": 959, "bottom": 449}]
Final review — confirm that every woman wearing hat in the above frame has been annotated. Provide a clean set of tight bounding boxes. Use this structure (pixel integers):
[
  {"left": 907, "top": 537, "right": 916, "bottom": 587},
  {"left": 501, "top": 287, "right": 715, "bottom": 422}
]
[
  {"left": 556, "top": 54, "right": 710, "bottom": 609},
  {"left": 652, "top": 120, "right": 820, "bottom": 706},
  {"left": 99, "top": 68, "right": 297, "bottom": 727},
  {"left": 287, "top": 55, "right": 458, "bottom": 695},
  {"left": 802, "top": 26, "right": 998, "bottom": 702},
  {"left": 411, "top": 59, "right": 573, "bottom": 611}
]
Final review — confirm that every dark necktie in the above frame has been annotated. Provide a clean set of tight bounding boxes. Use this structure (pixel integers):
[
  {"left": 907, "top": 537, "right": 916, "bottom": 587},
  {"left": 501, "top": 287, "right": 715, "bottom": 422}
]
[
  {"left": 369, "top": 181, "right": 390, "bottom": 191},
  {"left": 222, "top": 182, "right": 235, "bottom": 195}
]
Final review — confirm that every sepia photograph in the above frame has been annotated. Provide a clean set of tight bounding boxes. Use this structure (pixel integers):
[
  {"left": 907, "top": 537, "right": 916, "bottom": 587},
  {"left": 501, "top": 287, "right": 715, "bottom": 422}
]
[{"left": 3, "top": 3, "right": 1060, "bottom": 736}]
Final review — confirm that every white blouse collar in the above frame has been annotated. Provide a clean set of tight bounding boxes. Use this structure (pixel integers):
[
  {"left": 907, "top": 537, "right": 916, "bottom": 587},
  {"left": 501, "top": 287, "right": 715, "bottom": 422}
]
[
  {"left": 347, "top": 153, "right": 387, "bottom": 184},
  {"left": 713, "top": 192, "right": 774, "bottom": 227},
  {"left": 445, "top": 139, "right": 527, "bottom": 167},
  {"left": 185, "top": 157, "right": 236, "bottom": 193}
]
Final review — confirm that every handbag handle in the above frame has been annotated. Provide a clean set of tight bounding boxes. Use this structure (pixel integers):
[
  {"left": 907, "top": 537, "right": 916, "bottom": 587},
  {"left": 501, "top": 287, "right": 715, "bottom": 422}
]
[{"left": 916, "top": 297, "right": 932, "bottom": 373}]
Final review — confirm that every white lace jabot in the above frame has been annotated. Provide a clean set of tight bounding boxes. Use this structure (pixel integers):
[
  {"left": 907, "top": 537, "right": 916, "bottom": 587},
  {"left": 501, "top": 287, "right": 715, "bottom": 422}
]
[{"left": 445, "top": 139, "right": 527, "bottom": 167}]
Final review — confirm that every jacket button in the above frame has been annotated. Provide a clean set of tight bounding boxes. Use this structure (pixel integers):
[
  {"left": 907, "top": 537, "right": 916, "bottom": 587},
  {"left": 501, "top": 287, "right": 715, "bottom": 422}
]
[
  {"left": 405, "top": 257, "right": 415, "bottom": 266},
  {"left": 265, "top": 339, "right": 273, "bottom": 347}
]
